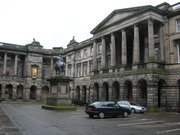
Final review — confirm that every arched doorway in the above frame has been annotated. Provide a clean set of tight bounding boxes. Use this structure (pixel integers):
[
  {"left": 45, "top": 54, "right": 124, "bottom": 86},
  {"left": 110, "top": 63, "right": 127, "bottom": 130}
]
[
  {"left": 16, "top": 85, "right": 23, "bottom": 99},
  {"left": 41, "top": 86, "right": 49, "bottom": 102},
  {"left": 102, "top": 82, "right": 109, "bottom": 101},
  {"left": 178, "top": 80, "right": 180, "bottom": 106},
  {"left": 30, "top": 85, "right": 36, "bottom": 100},
  {"left": 82, "top": 86, "right": 87, "bottom": 102},
  {"left": 76, "top": 86, "right": 80, "bottom": 100},
  {"left": 137, "top": 80, "right": 147, "bottom": 106},
  {"left": 158, "top": 79, "right": 166, "bottom": 108},
  {"left": 112, "top": 81, "right": 120, "bottom": 101},
  {"left": 94, "top": 83, "right": 99, "bottom": 101},
  {"left": 0, "top": 84, "right": 2, "bottom": 98},
  {"left": 5, "top": 84, "right": 13, "bottom": 99},
  {"left": 124, "top": 81, "right": 133, "bottom": 101}
]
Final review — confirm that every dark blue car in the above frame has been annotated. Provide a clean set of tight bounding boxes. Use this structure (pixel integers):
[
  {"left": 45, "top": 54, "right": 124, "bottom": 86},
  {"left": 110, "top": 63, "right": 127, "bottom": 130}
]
[{"left": 85, "top": 101, "right": 131, "bottom": 118}]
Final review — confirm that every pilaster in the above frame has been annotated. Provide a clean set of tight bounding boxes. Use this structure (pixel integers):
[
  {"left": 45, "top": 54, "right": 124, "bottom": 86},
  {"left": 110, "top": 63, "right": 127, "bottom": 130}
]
[{"left": 92, "top": 40, "right": 97, "bottom": 70}]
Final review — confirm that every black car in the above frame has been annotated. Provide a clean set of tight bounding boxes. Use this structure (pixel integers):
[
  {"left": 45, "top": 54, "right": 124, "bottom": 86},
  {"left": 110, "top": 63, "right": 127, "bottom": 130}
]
[{"left": 85, "top": 101, "right": 131, "bottom": 119}]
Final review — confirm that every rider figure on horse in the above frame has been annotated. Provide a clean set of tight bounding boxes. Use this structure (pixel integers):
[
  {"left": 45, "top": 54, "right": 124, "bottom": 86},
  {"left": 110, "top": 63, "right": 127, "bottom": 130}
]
[{"left": 54, "top": 56, "right": 66, "bottom": 76}]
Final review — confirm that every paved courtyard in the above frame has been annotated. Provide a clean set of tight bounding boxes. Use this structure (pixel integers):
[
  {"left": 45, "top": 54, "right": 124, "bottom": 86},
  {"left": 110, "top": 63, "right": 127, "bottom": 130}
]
[
  {"left": 0, "top": 103, "right": 180, "bottom": 135},
  {"left": 0, "top": 104, "right": 22, "bottom": 135}
]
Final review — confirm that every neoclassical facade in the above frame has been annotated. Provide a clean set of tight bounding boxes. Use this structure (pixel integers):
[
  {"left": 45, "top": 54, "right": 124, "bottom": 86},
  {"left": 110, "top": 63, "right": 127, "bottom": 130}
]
[
  {"left": 0, "top": 2, "right": 180, "bottom": 110},
  {"left": 0, "top": 39, "right": 63, "bottom": 102}
]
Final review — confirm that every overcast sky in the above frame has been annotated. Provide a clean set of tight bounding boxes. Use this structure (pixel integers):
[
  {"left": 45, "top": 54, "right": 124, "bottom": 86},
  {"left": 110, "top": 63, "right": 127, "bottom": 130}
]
[{"left": 0, "top": 0, "right": 179, "bottom": 49}]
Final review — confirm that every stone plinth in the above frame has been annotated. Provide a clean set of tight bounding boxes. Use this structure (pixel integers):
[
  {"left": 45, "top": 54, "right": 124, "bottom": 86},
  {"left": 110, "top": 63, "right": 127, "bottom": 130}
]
[{"left": 46, "top": 76, "right": 72, "bottom": 106}]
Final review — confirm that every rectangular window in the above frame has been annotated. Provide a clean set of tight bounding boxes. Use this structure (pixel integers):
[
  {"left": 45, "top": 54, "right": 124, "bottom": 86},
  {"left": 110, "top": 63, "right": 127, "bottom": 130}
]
[
  {"left": 177, "top": 42, "right": 180, "bottom": 63},
  {"left": 176, "top": 19, "right": 180, "bottom": 32},
  {"left": 31, "top": 66, "right": 38, "bottom": 78},
  {"left": 97, "top": 44, "right": 102, "bottom": 54}
]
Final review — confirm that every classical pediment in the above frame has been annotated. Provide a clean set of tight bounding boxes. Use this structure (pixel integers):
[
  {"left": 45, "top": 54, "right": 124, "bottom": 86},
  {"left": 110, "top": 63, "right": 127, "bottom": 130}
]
[
  {"left": 91, "top": 6, "right": 163, "bottom": 34},
  {"left": 103, "top": 11, "right": 136, "bottom": 27}
]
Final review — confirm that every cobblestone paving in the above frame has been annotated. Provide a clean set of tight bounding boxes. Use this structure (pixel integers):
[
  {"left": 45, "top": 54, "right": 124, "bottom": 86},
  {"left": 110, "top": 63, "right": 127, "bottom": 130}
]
[{"left": 0, "top": 105, "right": 22, "bottom": 135}]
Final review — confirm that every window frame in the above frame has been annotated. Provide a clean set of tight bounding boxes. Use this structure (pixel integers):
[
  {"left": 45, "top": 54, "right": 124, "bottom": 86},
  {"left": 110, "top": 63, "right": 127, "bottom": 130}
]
[{"left": 176, "top": 18, "right": 180, "bottom": 32}]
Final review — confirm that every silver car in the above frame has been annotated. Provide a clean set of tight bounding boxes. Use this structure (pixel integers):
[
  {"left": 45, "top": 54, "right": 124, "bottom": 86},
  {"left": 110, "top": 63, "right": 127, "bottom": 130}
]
[{"left": 118, "top": 101, "right": 146, "bottom": 113}]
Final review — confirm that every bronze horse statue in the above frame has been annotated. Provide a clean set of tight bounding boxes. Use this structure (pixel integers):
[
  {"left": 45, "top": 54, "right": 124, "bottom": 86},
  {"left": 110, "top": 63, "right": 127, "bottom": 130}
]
[{"left": 54, "top": 56, "right": 65, "bottom": 75}]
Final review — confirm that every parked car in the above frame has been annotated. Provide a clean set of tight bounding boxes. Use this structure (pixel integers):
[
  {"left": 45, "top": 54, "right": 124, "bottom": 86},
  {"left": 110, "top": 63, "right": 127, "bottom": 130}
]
[
  {"left": 118, "top": 101, "right": 146, "bottom": 113},
  {"left": 85, "top": 101, "right": 131, "bottom": 119},
  {"left": 72, "top": 99, "right": 87, "bottom": 106},
  {"left": 176, "top": 107, "right": 180, "bottom": 113}
]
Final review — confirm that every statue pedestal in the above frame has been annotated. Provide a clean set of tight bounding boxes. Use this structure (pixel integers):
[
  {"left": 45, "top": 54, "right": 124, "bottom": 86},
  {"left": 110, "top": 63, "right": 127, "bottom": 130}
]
[{"left": 46, "top": 76, "right": 72, "bottom": 105}]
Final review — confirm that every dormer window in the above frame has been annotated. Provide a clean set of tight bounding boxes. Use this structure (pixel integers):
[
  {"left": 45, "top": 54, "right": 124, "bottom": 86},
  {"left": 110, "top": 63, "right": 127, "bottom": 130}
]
[{"left": 176, "top": 19, "right": 180, "bottom": 32}]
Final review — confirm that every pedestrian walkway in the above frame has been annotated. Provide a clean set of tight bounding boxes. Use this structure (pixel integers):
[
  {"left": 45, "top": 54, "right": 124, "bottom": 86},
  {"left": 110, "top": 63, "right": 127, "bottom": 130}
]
[{"left": 0, "top": 104, "right": 22, "bottom": 135}]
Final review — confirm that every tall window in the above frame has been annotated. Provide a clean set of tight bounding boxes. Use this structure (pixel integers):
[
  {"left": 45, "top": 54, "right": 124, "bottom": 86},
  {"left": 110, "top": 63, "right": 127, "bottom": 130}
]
[
  {"left": 177, "top": 41, "right": 180, "bottom": 63},
  {"left": 31, "top": 65, "right": 38, "bottom": 78},
  {"left": 97, "top": 59, "right": 101, "bottom": 70},
  {"left": 176, "top": 19, "right": 180, "bottom": 32},
  {"left": 97, "top": 44, "right": 102, "bottom": 54},
  {"left": 83, "top": 49, "right": 87, "bottom": 58},
  {"left": 90, "top": 47, "right": 93, "bottom": 56},
  {"left": 83, "top": 62, "right": 87, "bottom": 76}
]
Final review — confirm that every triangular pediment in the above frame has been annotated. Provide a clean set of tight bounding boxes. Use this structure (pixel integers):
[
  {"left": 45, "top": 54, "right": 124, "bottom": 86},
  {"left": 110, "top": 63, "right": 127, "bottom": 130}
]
[
  {"left": 103, "top": 11, "right": 136, "bottom": 27},
  {"left": 91, "top": 5, "right": 163, "bottom": 34}
]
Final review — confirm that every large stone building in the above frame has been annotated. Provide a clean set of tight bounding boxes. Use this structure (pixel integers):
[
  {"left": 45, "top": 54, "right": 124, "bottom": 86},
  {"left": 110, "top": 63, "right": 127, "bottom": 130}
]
[{"left": 0, "top": 2, "right": 180, "bottom": 110}]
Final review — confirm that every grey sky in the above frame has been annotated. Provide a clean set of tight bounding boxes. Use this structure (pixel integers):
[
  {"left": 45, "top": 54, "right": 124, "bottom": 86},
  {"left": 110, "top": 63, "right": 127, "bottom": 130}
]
[{"left": 0, "top": 0, "right": 179, "bottom": 49}]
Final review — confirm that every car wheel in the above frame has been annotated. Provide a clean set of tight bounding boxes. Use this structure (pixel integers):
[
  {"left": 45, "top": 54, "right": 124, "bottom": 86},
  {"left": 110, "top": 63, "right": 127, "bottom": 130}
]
[
  {"left": 131, "top": 108, "right": 135, "bottom": 113},
  {"left": 123, "top": 112, "right": 129, "bottom": 118},
  {"left": 89, "top": 114, "right": 94, "bottom": 118},
  {"left": 99, "top": 112, "right": 105, "bottom": 119}
]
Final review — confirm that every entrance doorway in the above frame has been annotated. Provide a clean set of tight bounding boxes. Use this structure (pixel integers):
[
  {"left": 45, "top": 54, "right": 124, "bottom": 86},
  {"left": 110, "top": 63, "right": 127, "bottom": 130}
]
[
  {"left": 94, "top": 83, "right": 99, "bottom": 101},
  {"left": 124, "top": 81, "right": 133, "bottom": 101},
  {"left": 102, "top": 82, "right": 109, "bottom": 101},
  {"left": 82, "top": 86, "right": 87, "bottom": 102},
  {"left": 158, "top": 80, "right": 166, "bottom": 108},
  {"left": 16, "top": 85, "right": 23, "bottom": 99},
  {"left": 0, "top": 84, "right": 2, "bottom": 98},
  {"left": 138, "top": 80, "right": 147, "bottom": 106},
  {"left": 76, "top": 86, "right": 80, "bottom": 100},
  {"left": 30, "top": 85, "right": 36, "bottom": 100},
  {"left": 5, "top": 84, "right": 13, "bottom": 99},
  {"left": 112, "top": 81, "right": 120, "bottom": 101}
]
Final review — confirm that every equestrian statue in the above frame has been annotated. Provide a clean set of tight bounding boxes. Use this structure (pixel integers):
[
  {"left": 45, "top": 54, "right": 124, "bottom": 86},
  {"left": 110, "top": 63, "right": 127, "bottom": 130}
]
[{"left": 54, "top": 56, "right": 66, "bottom": 76}]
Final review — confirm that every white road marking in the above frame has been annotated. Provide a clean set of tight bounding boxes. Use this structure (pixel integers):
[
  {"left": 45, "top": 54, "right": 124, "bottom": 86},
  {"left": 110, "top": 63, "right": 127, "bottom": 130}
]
[
  {"left": 157, "top": 128, "right": 180, "bottom": 134},
  {"left": 117, "top": 120, "right": 164, "bottom": 127}
]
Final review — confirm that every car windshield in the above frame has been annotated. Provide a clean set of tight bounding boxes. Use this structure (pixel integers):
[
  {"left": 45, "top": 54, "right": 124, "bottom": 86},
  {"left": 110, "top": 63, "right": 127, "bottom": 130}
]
[{"left": 130, "top": 102, "right": 139, "bottom": 106}]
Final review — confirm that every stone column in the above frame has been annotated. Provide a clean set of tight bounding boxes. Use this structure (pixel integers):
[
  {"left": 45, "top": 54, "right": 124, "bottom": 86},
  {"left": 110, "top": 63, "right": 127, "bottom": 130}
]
[
  {"left": 101, "top": 37, "right": 106, "bottom": 69},
  {"left": 23, "top": 55, "right": 27, "bottom": 77},
  {"left": 148, "top": 19, "right": 155, "bottom": 60},
  {"left": 133, "top": 25, "right": 140, "bottom": 64},
  {"left": 3, "top": 53, "right": 7, "bottom": 75},
  {"left": 160, "top": 24, "right": 165, "bottom": 62},
  {"left": 14, "top": 54, "right": 18, "bottom": 76},
  {"left": 50, "top": 56, "right": 54, "bottom": 75},
  {"left": 122, "top": 29, "right": 127, "bottom": 65},
  {"left": 111, "top": 33, "right": 116, "bottom": 67},
  {"left": 93, "top": 40, "right": 97, "bottom": 70}
]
